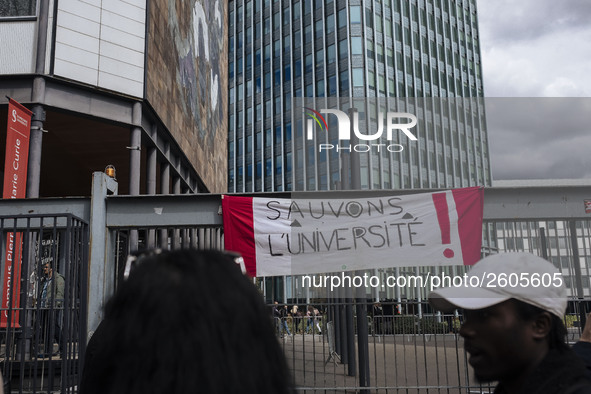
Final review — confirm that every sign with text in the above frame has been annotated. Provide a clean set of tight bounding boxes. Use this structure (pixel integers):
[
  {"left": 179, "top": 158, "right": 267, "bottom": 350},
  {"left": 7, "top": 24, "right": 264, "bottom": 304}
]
[
  {"left": 223, "top": 187, "right": 483, "bottom": 277},
  {"left": 2, "top": 98, "right": 32, "bottom": 327}
]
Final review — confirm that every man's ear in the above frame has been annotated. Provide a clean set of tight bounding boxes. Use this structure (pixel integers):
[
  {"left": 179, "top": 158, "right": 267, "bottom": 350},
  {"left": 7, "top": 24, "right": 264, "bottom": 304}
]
[{"left": 531, "top": 311, "right": 552, "bottom": 340}]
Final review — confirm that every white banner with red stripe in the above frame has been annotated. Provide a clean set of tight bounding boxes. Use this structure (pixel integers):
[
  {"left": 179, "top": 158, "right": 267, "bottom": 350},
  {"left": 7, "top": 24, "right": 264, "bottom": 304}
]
[{"left": 222, "top": 187, "right": 483, "bottom": 277}]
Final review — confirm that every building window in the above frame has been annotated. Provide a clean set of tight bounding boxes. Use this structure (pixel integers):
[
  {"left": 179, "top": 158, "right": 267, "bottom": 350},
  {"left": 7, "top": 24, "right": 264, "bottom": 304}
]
[
  {"left": 315, "top": 20, "right": 323, "bottom": 38},
  {"left": 377, "top": 44, "right": 384, "bottom": 63},
  {"left": 350, "top": 6, "right": 361, "bottom": 24},
  {"left": 305, "top": 54, "right": 313, "bottom": 74},
  {"left": 351, "top": 37, "right": 363, "bottom": 55},
  {"left": 264, "top": 17, "right": 270, "bottom": 34},
  {"left": 328, "top": 75, "right": 337, "bottom": 95},
  {"left": 264, "top": 73, "right": 271, "bottom": 90},
  {"left": 353, "top": 68, "right": 364, "bottom": 87},
  {"left": 365, "top": 8, "right": 373, "bottom": 29},
  {"left": 339, "top": 38, "right": 348, "bottom": 59},
  {"left": 294, "top": 30, "right": 301, "bottom": 49},
  {"left": 317, "top": 80, "right": 325, "bottom": 97},
  {"left": 304, "top": 0, "right": 312, "bottom": 15},
  {"left": 255, "top": 49, "right": 261, "bottom": 67},
  {"left": 247, "top": 107, "right": 252, "bottom": 125},
  {"left": 378, "top": 75, "right": 385, "bottom": 94},
  {"left": 264, "top": 44, "right": 271, "bottom": 61},
  {"left": 368, "top": 71, "right": 375, "bottom": 90},
  {"left": 315, "top": 48, "right": 324, "bottom": 68},
  {"left": 326, "top": 14, "right": 335, "bottom": 34},
  {"left": 276, "top": 155, "right": 283, "bottom": 175},
  {"left": 256, "top": 131, "right": 262, "bottom": 150},
  {"left": 286, "top": 152, "right": 292, "bottom": 174},
  {"left": 385, "top": 19, "right": 392, "bottom": 38},
  {"left": 295, "top": 59, "right": 302, "bottom": 77},
  {"left": 294, "top": 1, "right": 301, "bottom": 20},
  {"left": 340, "top": 70, "right": 349, "bottom": 93},
  {"left": 338, "top": 8, "right": 347, "bottom": 29},
  {"left": 327, "top": 44, "right": 336, "bottom": 64},
  {"left": 304, "top": 24, "right": 313, "bottom": 42}
]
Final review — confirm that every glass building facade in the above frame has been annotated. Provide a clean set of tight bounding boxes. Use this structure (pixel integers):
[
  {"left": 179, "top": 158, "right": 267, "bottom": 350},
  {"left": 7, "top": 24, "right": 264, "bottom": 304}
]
[{"left": 228, "top": 0, "right": 491, "bottom": 193}]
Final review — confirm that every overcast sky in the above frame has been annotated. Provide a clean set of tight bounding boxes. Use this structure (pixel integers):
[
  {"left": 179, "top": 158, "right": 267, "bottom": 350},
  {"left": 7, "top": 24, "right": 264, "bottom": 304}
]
[{"left": 476, "top": 0, "right": 591, "bottom": 181}]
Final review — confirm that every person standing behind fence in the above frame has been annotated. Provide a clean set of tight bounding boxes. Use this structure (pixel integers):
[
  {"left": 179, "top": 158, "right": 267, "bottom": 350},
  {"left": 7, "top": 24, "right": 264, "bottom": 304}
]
[
  {"left": 79, "top": 249, "right": 293, "bottom": 394},
  {"left": 372, "top": 302, "right": 383, "bottom": 335},
  {"left": 291, "top": 305, "right": 300, "bottom": 333},
  {"left": 38, "top": 261, "right": 65, "bottom": 357},
  {"left": 272, "top": 301, "right": 281, "bottom": 334},
  {"left": 305, "top": 306, "right": 314, "bottom": 333},
  {"left": 280, "top": 305, "right": 292, "bottom": 337},
  {"left": 314, "top": 307, "right": 322, "bottom": 334}
]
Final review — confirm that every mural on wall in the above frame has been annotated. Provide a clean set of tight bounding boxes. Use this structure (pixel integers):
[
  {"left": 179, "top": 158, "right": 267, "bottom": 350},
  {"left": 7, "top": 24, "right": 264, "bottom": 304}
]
[
  {"left": 146, "top": 0, "right": 227, "bottom": 192},
  {"left": 168, "top": 0, "right": 223, "bottom": 148}
]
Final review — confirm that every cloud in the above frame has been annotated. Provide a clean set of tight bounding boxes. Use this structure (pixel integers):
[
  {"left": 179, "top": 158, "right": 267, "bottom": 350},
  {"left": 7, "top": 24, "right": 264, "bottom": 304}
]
[
  {"left": 477, "top": 0, "right": 591, "bottom": 97},
  {"left": 485, "top": 98, "right": 591, "bottom": 180},
  {"left": 476, "top": 1, "right": 591, "bottom": 180},
  {"left": 477, "top": 0, "right": 591, "bottom": 45}
]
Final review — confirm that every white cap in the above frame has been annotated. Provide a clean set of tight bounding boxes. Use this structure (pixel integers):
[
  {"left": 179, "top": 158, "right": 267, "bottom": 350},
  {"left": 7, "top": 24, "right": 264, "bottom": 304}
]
[{"left": 429, "top": 252, "right": 567, "bottom": 318}]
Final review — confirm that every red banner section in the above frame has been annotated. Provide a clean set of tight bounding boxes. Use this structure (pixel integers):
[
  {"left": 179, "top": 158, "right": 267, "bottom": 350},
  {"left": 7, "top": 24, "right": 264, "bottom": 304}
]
[{"left": 2, "top": 98, "right": 32, "bottom": 327}]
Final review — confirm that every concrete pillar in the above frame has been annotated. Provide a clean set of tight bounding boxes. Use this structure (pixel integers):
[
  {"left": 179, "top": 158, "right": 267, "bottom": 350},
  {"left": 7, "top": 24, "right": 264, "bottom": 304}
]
[
  {"left": 146, "top": 146, "right": 157, "bottom": 195},
  {"left": 128, "top": 102, "right": 142, "bottom": 251},
  {"left": 26, "top": 104, "right": 45, "bottom": 198},
  {"left": 129, "top": 102, "right": 142, "bottom": 195},
  {"left": 160, "top": 142, "right": 170, "bottom": 195}
]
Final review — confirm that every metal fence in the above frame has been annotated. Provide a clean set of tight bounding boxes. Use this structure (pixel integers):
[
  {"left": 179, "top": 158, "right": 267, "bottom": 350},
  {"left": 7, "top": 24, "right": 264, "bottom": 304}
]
[
  {"left": 0, "top": 214, "right": 88, "bottom": 394},
  {"left": 3, "top": 178, "right": 590, "bottom": 393},
  {"left": 107, "top": 227, "right": 224, "bottom": 288},
  {"left": 270, "top": 298, "right": 588, "bottom": 394},
  {"left": 259, "top": 217, "right": 591, "bottom": 393}
]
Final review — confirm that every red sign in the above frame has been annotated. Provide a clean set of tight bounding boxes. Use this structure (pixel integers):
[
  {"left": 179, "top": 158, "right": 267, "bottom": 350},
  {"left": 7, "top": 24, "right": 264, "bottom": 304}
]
[
  {"left": 2, "top": 98, "right": 32, "bottom": 327},
  {"left": 585, "top": 200, "right": 591, "bottom": 214}
]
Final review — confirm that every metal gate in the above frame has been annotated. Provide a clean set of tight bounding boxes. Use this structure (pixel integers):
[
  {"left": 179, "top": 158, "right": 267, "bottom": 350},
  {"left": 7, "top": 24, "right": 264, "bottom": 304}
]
[
  {"left": 0, "top": 214, "right": 88, "bottom": 394},
  {"left": 2, "top": 174, "right": 587, "bottom": 393}
]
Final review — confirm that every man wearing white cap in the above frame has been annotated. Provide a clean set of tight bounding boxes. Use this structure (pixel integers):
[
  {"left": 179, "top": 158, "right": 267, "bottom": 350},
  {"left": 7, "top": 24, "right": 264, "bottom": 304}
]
[{"left": 430, "top": 252, "right": 591, "bottom": 394}]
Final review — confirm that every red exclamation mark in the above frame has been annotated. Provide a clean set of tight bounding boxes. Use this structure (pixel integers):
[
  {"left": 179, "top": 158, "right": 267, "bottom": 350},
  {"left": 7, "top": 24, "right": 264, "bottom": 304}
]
[{"left": 432, "top": 192, "right": 455, "bottom": 258}]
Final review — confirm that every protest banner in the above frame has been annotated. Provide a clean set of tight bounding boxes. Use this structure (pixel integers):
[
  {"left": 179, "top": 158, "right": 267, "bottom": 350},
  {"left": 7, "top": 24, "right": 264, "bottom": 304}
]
[{"left": 222, "top": 187, "right": 483, "bottom": 277}]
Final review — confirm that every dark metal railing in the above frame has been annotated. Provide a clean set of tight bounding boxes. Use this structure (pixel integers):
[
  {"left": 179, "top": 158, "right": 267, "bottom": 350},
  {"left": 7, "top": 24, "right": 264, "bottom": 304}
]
[
  {"left": 270, "top": 299, "right": 587, "bottom": 393},
  {"left": 0, "top": 214, "right": 88, "bottom": 394}
]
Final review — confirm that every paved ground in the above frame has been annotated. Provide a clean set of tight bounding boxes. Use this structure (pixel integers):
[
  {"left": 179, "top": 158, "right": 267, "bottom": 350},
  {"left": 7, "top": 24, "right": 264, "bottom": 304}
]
[{"left": 280, "top": 333, "right": 494, "bottom": 394}]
